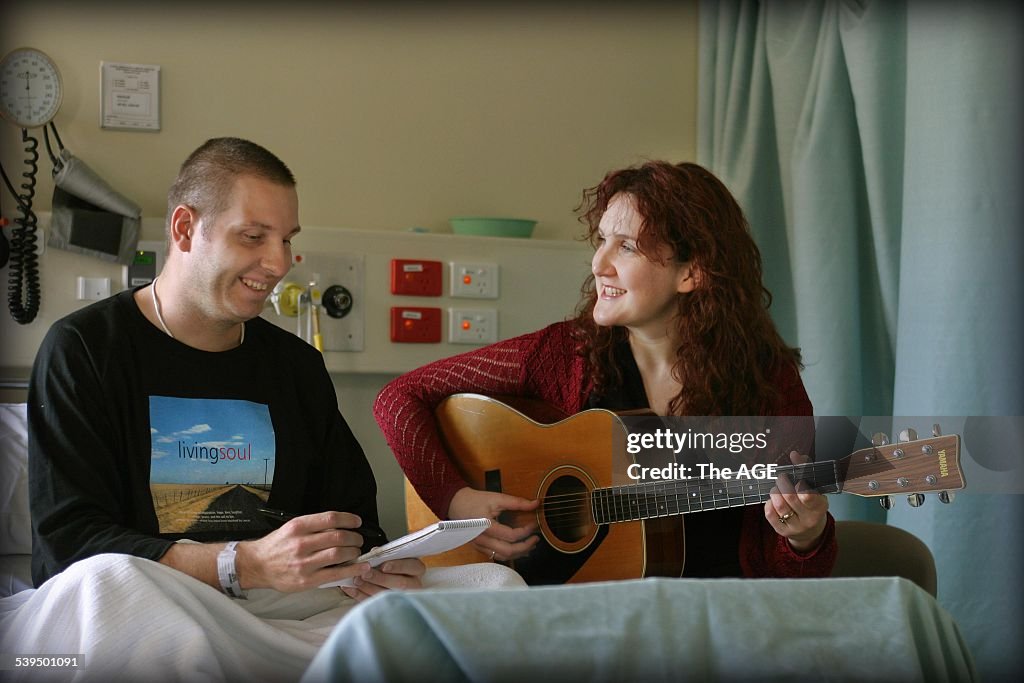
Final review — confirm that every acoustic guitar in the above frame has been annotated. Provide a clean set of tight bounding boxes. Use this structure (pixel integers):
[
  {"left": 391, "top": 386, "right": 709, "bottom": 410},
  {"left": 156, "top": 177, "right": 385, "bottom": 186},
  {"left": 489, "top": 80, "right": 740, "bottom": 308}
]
[{"left": 405, "top": 394, "right": 965, "bottom": 585}]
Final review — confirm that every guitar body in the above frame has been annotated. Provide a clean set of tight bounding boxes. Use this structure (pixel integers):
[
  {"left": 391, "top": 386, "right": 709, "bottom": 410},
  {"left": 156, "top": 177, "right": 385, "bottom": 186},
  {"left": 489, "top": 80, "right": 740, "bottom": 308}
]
[{"left": 428, "top": 394, "right": 684, "bottom": 584}]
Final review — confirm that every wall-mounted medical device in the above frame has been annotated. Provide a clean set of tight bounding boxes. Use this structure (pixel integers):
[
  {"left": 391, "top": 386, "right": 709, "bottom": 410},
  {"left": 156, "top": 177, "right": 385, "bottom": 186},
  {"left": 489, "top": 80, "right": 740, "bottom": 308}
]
[
  {"left": 261, "top": 251, "right": 364, "bottom": 352},
  {"left": 0, "top": 47, "right": 62, "bottom": 324}
]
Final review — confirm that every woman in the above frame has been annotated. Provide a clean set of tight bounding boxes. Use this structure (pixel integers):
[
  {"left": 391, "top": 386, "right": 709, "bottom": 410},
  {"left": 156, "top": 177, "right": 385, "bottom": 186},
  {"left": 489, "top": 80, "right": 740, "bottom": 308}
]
[{"left": 374, "top": 161, "right": 835, "bottom": 578}]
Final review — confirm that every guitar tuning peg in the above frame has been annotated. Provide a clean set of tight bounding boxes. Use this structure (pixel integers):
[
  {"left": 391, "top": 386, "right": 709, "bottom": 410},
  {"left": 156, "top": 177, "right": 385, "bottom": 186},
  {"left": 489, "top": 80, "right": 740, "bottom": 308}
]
[
  {"left": 932, "top": 423, "right": 942, "bottom": 437},
  {"left": 907, "top": 493, "right": 926, "bottom": 507},
  {"left": 871, "top": 432, "right": 890, "bottom": 447},
  {"left": 878, "top": 496, "right": 894, "bottom": 510},
  {"left": 938, "top": 491, "right": 956, "bottom": 504},
  {"left": 898, "top": 428, "right": 918, "bottom": 442}
]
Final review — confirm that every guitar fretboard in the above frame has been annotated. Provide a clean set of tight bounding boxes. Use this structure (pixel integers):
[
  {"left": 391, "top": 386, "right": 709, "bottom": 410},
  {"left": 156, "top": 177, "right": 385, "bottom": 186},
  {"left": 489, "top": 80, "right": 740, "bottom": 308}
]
[{"left": 590, "top": 462, "right": 840, "bottom": 525}]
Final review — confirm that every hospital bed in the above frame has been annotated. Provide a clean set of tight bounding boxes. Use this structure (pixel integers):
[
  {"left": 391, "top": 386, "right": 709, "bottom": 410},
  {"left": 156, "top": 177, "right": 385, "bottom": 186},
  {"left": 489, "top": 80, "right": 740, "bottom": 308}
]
[{"left": 0, "top": 403, "right": 976, "bottom": 681}]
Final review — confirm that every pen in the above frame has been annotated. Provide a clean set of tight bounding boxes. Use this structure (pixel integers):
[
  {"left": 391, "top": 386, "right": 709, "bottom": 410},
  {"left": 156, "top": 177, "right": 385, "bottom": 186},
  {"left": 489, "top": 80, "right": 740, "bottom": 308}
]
[
  {"left": 257, "top": 507, "right": 299, "bottom": 521},
  {"left": 256, "top": 507, "right": 386, "bottom": 545}
]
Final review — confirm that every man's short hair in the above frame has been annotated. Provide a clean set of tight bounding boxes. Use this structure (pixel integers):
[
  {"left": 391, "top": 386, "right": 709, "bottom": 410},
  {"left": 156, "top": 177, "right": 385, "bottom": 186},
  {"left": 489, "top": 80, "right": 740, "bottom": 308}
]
[{"left": 166, "top": 137, "right": 296, "bottom": 235}]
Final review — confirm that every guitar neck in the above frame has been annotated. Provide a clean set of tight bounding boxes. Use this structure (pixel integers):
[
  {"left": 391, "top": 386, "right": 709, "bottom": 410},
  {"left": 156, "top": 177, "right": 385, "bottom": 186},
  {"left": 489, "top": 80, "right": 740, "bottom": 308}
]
[{"left": 590, "top": 462, "right": 839, "bottom": 525}]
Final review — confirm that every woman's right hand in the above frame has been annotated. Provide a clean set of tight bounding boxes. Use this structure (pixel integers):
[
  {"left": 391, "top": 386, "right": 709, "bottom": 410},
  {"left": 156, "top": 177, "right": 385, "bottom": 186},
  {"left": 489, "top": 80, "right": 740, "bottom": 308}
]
[{"left": 448, "top": 487, "right": 540, "bottom": 562}]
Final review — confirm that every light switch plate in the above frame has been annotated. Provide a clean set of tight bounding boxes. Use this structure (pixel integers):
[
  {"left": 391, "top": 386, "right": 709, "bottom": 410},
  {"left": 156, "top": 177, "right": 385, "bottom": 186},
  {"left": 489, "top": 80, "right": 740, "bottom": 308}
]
[{"left": 76, "top": 276, "right": 111, "bottom": 300}]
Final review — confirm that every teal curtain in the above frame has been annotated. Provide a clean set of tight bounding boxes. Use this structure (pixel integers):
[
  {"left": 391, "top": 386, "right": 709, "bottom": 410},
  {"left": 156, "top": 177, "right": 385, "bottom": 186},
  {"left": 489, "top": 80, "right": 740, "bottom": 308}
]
[{"left": 698, "top": 1, "right": 1022, "bottom": 678}]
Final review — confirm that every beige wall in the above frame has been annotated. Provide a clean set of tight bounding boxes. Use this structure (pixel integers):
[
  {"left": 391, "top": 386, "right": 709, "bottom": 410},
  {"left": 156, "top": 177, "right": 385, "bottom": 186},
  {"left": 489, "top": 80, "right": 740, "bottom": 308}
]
[
  {"left": 1, "top": 2, "right": 698, "bottom": 238},
  {"left": 1, "top": 2, "right": 699, "bottom": 537}
]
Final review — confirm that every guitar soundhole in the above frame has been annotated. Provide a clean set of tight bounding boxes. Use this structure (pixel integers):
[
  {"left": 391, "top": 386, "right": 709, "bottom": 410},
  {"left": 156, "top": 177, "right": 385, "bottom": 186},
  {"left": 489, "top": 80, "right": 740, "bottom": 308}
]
[{"left": 543, "top": 474, "right": 590, "bottom": 544}]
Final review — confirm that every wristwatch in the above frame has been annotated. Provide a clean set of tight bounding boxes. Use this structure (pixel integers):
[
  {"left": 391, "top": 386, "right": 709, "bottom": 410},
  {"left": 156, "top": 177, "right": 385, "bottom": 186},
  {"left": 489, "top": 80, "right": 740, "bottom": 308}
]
[{"left": 217, "top": 541, "right": 247, "bottom": 599}]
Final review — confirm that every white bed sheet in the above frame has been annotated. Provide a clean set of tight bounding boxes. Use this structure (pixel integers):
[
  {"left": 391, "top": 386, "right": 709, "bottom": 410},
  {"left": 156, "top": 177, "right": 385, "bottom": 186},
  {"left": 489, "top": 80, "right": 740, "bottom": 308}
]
[{"left": 0, "top": 554, "right": 524, "bottom": 682}]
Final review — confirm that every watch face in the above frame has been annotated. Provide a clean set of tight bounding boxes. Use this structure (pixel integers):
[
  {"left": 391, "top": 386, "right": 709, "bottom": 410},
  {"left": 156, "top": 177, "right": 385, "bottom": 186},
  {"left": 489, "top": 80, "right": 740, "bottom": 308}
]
[{"left": 0, "top": 48, "right": 63, "bottom": 128}]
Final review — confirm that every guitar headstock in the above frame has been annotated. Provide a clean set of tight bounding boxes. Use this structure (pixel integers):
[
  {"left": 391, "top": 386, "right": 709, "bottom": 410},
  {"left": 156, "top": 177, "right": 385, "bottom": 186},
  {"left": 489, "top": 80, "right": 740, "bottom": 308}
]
[{"left": 838, "top": 431, "right": 965, "bottom": 502}]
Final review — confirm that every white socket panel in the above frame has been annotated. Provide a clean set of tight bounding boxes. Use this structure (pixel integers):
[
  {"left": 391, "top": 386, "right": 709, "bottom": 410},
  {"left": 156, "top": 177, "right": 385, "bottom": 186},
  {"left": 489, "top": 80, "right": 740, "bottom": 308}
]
[
  {"left": 450, "top": 262, "right": 499, "bottom": 298},
  {"left": 76, "top": 276, "right": 111, "bottom": 301},
  {"left": 449, "top": 308, "right": 498, "bottom": 344}
]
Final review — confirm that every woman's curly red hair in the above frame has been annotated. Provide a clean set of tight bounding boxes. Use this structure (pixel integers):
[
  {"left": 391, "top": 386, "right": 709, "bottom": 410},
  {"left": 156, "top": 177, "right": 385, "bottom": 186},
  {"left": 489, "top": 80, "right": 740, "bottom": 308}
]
[{"left": 573, "top": 161, "right": 801, "bottom": 415}]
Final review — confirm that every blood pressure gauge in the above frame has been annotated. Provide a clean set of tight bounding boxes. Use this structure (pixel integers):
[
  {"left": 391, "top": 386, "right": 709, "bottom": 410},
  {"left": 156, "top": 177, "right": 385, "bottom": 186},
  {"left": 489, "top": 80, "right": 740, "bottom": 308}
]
[{"left": 0, "top": 47, "right": 63, "bottom": 128}]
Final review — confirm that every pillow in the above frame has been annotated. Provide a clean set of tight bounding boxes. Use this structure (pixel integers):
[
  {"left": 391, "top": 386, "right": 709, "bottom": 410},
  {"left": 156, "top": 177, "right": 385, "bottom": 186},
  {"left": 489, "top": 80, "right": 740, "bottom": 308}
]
[{"left": 0, "top": 403, "right": 31, "bottom": 555}]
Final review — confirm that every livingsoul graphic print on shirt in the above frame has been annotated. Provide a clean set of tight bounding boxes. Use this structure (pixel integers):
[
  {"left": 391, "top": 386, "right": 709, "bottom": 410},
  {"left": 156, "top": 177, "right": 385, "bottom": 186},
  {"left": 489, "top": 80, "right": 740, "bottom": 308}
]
[{"left": 149, "top": 396, "right": 276, "bottom": 534}]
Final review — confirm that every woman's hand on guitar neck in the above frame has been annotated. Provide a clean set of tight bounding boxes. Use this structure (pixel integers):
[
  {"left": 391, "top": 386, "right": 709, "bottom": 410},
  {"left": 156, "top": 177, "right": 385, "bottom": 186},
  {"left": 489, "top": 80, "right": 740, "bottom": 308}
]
[
  {"left": 448, "top": 487, "right": 540, "bottom": 562},
  {"left": 765, "top": 451, "right": 830, "bottom": 553}
]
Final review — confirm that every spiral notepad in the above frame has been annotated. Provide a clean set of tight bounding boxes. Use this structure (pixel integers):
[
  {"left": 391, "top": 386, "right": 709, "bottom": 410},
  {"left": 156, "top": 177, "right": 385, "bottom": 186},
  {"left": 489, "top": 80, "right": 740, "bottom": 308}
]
[{"left": 320, "top": 518, "right": 491, "bottom": 588}]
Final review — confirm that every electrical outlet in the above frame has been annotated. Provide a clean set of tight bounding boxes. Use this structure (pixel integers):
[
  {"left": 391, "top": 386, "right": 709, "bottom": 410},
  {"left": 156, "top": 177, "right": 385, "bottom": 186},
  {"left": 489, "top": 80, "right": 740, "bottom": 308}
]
[
  {"left": 450, "top": 262, "right": 499, "bottom": 299},
  {"left": 390, "top": 259, "right": 443, "bottom": 296},
  {"left": 448, "top": 308, "right": 498, "bottom": 344},
  {"left": 391, "top": 307, "right": 442, "bottom": 343}
]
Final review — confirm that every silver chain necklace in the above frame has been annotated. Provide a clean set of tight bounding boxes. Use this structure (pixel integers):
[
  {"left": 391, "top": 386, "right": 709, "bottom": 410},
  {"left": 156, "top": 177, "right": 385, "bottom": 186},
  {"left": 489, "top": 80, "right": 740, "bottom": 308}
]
[{"left": 150, "top": 276, "right": 244, "bottom": 345}]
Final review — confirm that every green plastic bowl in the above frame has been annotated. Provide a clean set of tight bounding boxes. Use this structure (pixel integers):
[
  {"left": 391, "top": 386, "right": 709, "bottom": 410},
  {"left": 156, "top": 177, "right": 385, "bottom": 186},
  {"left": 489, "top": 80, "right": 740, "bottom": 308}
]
[{"left": 449, "top": 217, "right": 537, "bottom": 238}]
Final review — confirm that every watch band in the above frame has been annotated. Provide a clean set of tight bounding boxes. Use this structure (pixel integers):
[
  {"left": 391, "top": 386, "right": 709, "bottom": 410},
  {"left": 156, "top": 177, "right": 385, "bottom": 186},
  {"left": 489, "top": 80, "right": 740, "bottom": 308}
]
[{"left": 217, "top": 541, "right": 247, "bottom": 599}]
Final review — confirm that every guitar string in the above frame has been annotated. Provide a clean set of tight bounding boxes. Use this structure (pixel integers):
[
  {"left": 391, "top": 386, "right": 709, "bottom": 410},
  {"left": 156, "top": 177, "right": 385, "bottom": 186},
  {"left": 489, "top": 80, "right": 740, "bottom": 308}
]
[
  {"left": 539, "top": 487, "right": 779, "bottom": 524},
  {"left": 538, "top": 482, "right": 789, "bottom": 524},
  {"left": 537, "top": 479, "right": 834, "bottom": 521},
  {"left": 533, "top": 462, "right": 839, "bottom": 524},
  {"left": 529, "top": 461, "right": 836, "bottom": 509}
]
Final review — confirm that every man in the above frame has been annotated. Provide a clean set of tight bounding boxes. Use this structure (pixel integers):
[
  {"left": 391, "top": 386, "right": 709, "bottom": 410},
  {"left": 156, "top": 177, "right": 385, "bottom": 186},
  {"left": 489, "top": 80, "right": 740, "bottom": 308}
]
[
  {"left": 28, "top": 137, "right": 423, "bottom": 600},
  {"left": 3, "top": 137, "right": 521, "bottom": 681}
]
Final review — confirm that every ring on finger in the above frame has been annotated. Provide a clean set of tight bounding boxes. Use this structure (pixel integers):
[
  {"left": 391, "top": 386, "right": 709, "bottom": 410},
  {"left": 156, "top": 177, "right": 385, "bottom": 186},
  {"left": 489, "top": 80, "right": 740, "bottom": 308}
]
[
  {"left": 778, "top": 511, "right": 794, "bottom": 524},
  {"left": 489, "top": 550, "right": 497, "bottom": 561}
]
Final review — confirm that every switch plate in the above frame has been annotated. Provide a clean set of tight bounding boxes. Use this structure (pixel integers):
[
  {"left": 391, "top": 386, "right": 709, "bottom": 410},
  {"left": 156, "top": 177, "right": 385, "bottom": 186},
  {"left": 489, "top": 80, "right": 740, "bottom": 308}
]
[
  {"left": 390, "top": 259, "right": 443, "bottom": 296},
  {"left": 76, "top": 276, "right": 111, "bottom": 300},
  {"left": 391, "top": 307, "right": 442, "bottom": 343},
  {"left": 449, "top": 262, "right": 499, "bottom": 299},
  {"left": 448, "top": 307, "right": 498, "bottom": 344}
]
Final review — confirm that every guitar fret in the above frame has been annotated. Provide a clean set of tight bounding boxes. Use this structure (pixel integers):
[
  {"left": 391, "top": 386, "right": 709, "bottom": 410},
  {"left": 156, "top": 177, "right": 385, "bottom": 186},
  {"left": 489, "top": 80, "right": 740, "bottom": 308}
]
[
  {"left": 658, "top": 482, "right": 672, "bottom": 516},
  {"left": 592, "top": 488, "right": 604, "bottom": 526},
  {"left": 741, "top": 477, "right": 760, "bottom": 505},
  {"left": 701, "top": 478, "right": 718, "bottom": 511},
  {"left": 691, "top": 478, "right": 708, "bottom": 511},
  {"left": 711, "top": 479, "right": 723, "bottom": 509},
  {"left": 724, "top": 478, "right": 747, "bottom": 506}
]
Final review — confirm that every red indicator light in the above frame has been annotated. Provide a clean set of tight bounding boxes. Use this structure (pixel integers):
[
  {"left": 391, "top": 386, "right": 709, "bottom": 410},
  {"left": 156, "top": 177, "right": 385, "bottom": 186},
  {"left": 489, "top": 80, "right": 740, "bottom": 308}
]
[
  {"left": 461, "top": 320, "right": 472, "bottom": 330},
  {"left": 463, "top": 274, "right": 472, "bottom": 285}
]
